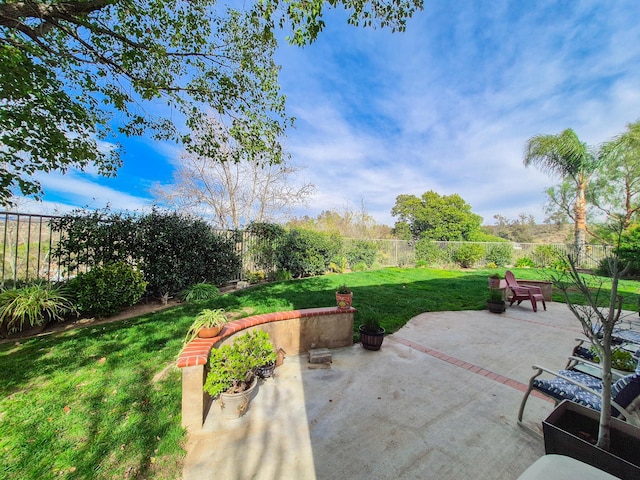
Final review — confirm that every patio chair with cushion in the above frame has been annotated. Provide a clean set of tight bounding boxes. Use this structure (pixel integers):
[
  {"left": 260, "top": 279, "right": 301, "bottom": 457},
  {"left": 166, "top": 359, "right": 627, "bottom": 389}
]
[
  {"left": 517, "top": 356, "right": 640, "bottom": 426},
  {"left": 569, "top": 337, "right": 640, "bottom": 370},
  {"left": 504, "top": 270, "right": 547, "bottom": 312},
  {"left": 612, "top": 326, "right": 640, "bottom": 345}
]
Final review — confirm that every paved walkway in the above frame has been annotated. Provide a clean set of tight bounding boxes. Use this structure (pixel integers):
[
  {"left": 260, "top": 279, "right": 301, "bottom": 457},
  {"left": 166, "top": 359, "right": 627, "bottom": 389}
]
[{"left": 182, "top": 302, "right": 621, "bottom": 480}]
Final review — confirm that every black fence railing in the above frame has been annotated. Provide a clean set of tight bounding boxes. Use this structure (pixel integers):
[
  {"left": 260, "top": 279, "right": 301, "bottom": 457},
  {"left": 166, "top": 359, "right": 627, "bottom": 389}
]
[{"left": 0, "top": 212, "right": 67, "bottom": 286}]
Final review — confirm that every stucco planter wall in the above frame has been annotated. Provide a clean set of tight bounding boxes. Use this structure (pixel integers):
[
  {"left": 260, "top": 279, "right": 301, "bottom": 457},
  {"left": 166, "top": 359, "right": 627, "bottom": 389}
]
[{"left": 177, "top": 306, "right": 355, "bottom": 431}]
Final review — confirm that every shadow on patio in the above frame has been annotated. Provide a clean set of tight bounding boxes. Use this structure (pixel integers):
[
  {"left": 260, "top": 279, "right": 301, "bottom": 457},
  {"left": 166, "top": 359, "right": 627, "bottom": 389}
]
[{"left": 183, "top": 302, "right": 593, "bottom": 480}]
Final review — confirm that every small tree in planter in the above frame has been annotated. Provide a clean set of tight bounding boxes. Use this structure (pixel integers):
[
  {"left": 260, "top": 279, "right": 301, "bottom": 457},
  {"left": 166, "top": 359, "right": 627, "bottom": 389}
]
[
  {"left": 204, "top": 330, "right": 276, "bottom": 397},
  {"left": 549, "top": 223, "right": 634, "bottom": 451}
]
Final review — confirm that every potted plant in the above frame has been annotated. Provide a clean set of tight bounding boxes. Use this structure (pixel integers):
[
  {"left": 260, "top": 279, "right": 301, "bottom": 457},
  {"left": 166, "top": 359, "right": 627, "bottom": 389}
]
[
  {"left": 486, "top": 288, "right": 506, "bottom": 313},
  {"left": 488, "top": 273, "right": 502, "bottom": 289},
  {"left": 184, "top": 308, "right": 228, "bottom": 344},
  {"left": 543, "top": 223, "right": 640, "bottom": 477},
  {"left": 335, "top": 284, "right": 353, "bottom": 309},
  {"left": 359, "top": 319, "right": 385, "bottom": 351},
  {"left": 203, "top": 330, "right": 276, "bottom": 418}
]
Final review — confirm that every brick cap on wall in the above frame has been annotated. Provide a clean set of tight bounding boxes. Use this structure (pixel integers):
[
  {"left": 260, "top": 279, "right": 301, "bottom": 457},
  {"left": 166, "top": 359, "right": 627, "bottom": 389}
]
[{"left": 176, "top": 306, "right": 356, "bottom": 368}]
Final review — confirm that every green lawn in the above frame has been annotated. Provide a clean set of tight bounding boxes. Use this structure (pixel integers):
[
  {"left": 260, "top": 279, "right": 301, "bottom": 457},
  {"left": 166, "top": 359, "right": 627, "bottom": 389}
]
[{"left": 1, "top": 267, "right": 638, "bottom": 479}]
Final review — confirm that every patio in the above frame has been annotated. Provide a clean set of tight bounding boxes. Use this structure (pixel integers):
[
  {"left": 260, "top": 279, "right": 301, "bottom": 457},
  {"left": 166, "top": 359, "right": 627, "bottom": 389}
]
[{"left": 182, "top": 302, "right": 618, "bottom": 480}]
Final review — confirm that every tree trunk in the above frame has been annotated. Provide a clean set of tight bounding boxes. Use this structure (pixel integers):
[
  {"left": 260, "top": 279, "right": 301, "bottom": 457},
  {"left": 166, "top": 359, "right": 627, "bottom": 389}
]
[
  {"left": 596, "top": 267, "right": 623, "bottom": 451},
  {"left": 596, "top": 332, "right": 612, "bottom": 451},
  {"left": 574, "top": 180, "right": 588, "bottom": 266}
]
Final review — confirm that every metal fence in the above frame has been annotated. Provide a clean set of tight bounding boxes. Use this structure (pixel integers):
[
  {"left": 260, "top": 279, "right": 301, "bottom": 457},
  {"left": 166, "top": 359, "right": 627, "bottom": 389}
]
[
  {"left": 427, "top": 241, "right": 611, "bottom": 270},
  {"left": 0, "top": 211, "right": 613, "bottom": 286},
  {"left": 0, "top": 212, "right": 66, "bottom": 285}
]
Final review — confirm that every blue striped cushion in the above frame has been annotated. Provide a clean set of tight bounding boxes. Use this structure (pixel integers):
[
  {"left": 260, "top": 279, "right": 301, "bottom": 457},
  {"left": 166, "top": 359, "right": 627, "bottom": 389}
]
[
  {"left": 613, "top": 328, "right": 640, "bottom": 345},
  {"left": 533, "top": 370, "right": 603, "bottom": 410},
  {"left": 612, "top": 374, "right": 640, "bottom": 416}
]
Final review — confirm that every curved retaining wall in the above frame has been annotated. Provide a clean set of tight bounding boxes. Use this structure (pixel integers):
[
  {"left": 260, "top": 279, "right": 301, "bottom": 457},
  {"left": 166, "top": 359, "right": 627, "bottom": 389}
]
[{"left": 176, "top": 307, "right": 355, "bottom": 431}]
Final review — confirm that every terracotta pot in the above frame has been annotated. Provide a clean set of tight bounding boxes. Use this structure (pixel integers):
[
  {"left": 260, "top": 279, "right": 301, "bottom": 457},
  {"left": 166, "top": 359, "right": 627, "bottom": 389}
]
[
  {"left": 336, "top": 292, "right": 353, "bottom": 309},
  {"left": 197, "top": 325, "right": 223, "bottom": 338}
]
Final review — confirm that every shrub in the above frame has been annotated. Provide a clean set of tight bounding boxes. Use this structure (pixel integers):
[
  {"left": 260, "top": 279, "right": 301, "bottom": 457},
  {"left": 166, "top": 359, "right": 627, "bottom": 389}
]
[
  {"left": 268, "top": 269, "right": 292, "bottom": 282},
  {"left": 414, "top": 238, "right": 442, "bottom": 265},
  {"left": 49, "top": 209, "right": 138, "bottom": 270},
  {"left": 532, "top": 245, "right": 562, "bottom": 268},
  {"left": 246, "top": 222, "right": 287, "bottom": 272},
  {"left": 595, "top": 258, "right": 610, "bottom": 277},
  {"left": 352, "top": 261, "right": 368, "bottom": 272},
  {"left": 179, "top": 282, "right": 219, "bottom": 302},
  {"left": 549, "top": 256, "right": 570, "bottom": 271},
  {"left": 485, "top": 243, "right": 513, "bottom": 267},
  {"left": 67, "top": 262, "right": 147, "bottom": 318},
  {"left": 52, "top": 208, "right": 242, "bottom": 299},
  {"left": 275, "top": 229, "right": 340, "bottom": 278},
  {"left": 345, "top": 240, "right": 377, "bottom": 269},
  {"left": 515, "top": 257, "right": 535, "bottom": 268},
  {"left": 136, "top": 210, "right": 241, "bottom": 297},
  {"left": 0, "top": 283, "right": 75, "bottom": 337},
  {"left": 329, "top": 257, "right": 347, "bottom": 273},
  {"left": 452, "top": 243, "right": 484, "bottom": 268},
  {"left": 596, "top": 256, "right": 640, "bottom": 278},
  {"left": 245, "top": 271, "right": 266, "bottom": 284}
]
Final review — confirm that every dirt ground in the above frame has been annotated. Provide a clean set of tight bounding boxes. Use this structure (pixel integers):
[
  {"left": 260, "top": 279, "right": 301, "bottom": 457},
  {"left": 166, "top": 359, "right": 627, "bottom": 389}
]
[{"left": 0, "top": 298, "right": 182, "bottom": 344}]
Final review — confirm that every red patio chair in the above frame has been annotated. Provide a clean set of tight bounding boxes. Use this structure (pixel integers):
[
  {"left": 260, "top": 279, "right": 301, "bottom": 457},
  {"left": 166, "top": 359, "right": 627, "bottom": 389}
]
[{"left": 504, "top": 270, "right": 546, "bottom": 312}]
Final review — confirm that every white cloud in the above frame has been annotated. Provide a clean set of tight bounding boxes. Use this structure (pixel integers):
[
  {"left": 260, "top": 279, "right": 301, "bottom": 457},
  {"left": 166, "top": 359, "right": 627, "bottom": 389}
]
[
  {"left": 276, "top": 1, "right": 640, "bottom": 227},
  {"left": 36, "top": 171, "right": 154, "bottom": 212}
]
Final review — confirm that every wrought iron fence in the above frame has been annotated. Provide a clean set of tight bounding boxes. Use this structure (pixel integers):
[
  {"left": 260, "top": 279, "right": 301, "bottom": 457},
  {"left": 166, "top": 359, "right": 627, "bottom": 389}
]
[
  {"left": 0, "top": 211, "right": 613, "bottom": 286},
  {"left": 0, "top": 212, "right": 67, "bottom": 286}
]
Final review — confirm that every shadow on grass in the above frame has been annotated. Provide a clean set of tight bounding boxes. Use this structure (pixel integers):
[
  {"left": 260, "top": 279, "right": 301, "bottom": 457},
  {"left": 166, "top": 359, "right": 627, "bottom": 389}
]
[{"left": 0, "top": 305, "right": 193, "bottom": 479}]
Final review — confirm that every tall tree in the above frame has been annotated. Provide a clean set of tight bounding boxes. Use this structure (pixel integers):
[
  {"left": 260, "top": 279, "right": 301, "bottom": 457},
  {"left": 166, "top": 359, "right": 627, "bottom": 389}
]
[
  {"left": 287, "top": 202, "right": 392, "bottom": 239},
  {"left": 523, "top": 128, "right": 600, "bottom": 262},
  {"left": 0, "top": 0, "right": 423, "bottom": 205},
  {"left": 152, "top": 117, "right": 315, "bottom": 229},
  {"left": 594, "top": 120, "right": 640, "bottom": 229},
  {"left": 491, "top": 213, "right": 536, "bottom": 242},
  {"left": 391, "top": 191, "right": 483, "bottom": 241}
]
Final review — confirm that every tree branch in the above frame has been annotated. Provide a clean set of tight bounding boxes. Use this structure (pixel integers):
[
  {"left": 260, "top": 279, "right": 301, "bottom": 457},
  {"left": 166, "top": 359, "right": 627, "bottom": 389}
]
[{"left": 0, "top": 0, "right": 111, "bottom": 33}]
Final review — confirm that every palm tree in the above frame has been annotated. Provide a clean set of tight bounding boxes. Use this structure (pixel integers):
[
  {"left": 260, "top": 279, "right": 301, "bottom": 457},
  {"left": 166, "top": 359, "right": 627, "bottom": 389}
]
[{"left": 523, "top": 128, "right": 600, "bottom": 264}]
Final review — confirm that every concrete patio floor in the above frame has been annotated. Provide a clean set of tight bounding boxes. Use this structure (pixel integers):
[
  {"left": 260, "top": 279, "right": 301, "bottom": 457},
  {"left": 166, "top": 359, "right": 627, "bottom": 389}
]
[{"left": 182, "top": 302, "right": 634, "bottom": 480}]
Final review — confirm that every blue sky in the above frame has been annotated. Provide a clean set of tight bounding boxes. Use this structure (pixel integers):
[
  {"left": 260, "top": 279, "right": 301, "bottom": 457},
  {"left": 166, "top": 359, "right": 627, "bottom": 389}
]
[{"left": 17, "top": 0, "right": 640, "bottom": 227}]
